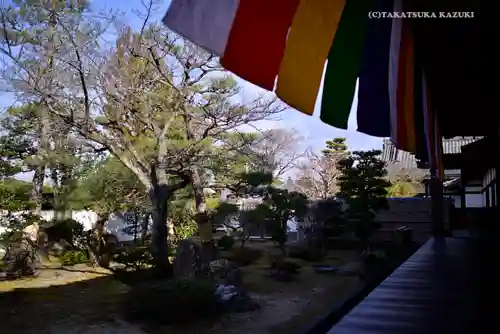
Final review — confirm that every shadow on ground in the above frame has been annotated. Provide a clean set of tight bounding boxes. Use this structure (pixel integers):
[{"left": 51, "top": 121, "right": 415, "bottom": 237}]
[{"left": 0, "top": 275, "right": 132, "bottom": 333}]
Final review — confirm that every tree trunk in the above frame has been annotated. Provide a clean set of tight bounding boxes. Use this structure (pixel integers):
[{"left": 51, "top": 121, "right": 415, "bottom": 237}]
[
  {"left": 51, "top": 169, "right": 64, "bottom": 221},
  {"left": 133, "top": 212, "right": 139, "bottom": 244},
  {"left": 279, "top": 217, "right": 288, "bottom": 255},
  {"left": 96, "top": 223, "right": 110, "bottom": 268},
  {"left": 31, "top": 167, "right": 45, "bottom": 215},
  {"left": 51, "top": 166, "right": 73, "bottom": 221},
  {"left": 60, "top": 167, "right": 73, "bottom": 220},
  {"left": 114, "top": 155, "right": 189, "bottom": 274},
  {"left": 31, "top": 108, "right": 50, "bottom": 262},
  {"left": 31, "top": 106, "right": 49, "bottom": 216},
  {"left": 190, "top": 168, "right": 214, "bottom": 263},
  {"left": 140, "top": 213, "right": 150, "bottom": 244},
  {"left": 148, "top": 171, "right": 189, "bottom": 275},
  {"left": 181, "top": 108, "right": 214, "bottom": 262},
  {"left": 149, "top": 182, "right": 172, "bottom": 275}
]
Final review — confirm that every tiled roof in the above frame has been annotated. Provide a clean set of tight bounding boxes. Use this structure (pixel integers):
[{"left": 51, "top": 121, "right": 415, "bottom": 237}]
[
  {"left": 380, "top": 137, "right": 482, "bottom": 169},
  {"left": 441, "top": 137, "right": 482, "bottom": 154}
]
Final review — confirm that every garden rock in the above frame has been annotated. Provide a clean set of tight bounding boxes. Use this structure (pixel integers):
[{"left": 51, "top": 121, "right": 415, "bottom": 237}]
[
  {"left": 225, "top": 265, "right": 243, "bottom": 286},
  {"left": 214, "top": 284, "right": 260, "bottom": 313},
  {"left": 1, "top": 239, "right": 38, "bottom": 279},
  {"left": 173, "top": 239, "right": 202, "bottom": 279},
  {"left": 50, "top": 239, "right": 72, "bottom": 255},
  {"left": 210, "top": 259, "right": 242, "bottom": 287}
]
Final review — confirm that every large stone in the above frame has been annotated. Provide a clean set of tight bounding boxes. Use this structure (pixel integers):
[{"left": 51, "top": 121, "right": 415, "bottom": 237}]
[
  {"left": 2, "top": 239, "right": 38, "bottom": 279},
  {"left": 214, "top": 284, "right": 260, "bottom": 313},
  {"left": 173, "top": 239, "right": 202, "bottom": 279},
  {"left": 210, "top": 259, "right": 242, "bottom": 287}
]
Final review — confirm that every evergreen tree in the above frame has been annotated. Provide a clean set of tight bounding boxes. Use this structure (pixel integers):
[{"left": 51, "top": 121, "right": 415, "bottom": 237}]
[
  {"left": 322, "top": 137, "right": 348, "bottom": 156},
  {"left": 337, "top": 150, "right": 391, "bottom": 251}
]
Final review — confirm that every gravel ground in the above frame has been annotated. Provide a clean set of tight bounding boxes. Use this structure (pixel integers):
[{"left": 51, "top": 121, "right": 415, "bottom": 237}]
[{"left": 0, "top": 253, "right": 361, "bottom": 334}]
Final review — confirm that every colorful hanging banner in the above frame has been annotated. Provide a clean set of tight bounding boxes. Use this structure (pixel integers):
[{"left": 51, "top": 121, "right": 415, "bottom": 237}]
[
  {"left": 396, "top": 19, "right": 416, "bottom": 153},
  {"left": 388, "top": 0, "right": 403, "bottom": 145},
  {"left": 387, "top": 0, "right": 418, "bottom": 153},
  {"left": 276, "top": 0, "right": 346, "bottom": 116},
  {"left": 413, "top": 57, "right": 428, "bottom": 161},
  {"left": 422, "top": 71, "right": 444, "bottom": 180},
  {"left": 221, "top": 0, "right": 300, "bottom": 90},
  {"left": 320, "top": 0, "right": 370, "bottom": 129},
  {"left": 162, "top": 0, "right": 441, "bottom": 157},
  {"left": 356, "top": 0, "right": 393, "bottom": 137},
  {"left": 162, "top": 0, "right": 239, "bottom": 56}
]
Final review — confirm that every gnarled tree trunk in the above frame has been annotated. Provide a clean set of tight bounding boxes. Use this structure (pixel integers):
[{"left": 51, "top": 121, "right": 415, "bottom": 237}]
[
  {"left": 149, "top": 182, "right": 171, "bottom": 274},
  {"left": 140, "top": 213, "right": 150, "bottom": 244},
  {"left": 31, "top": 106, "right": 50, "bottom": 262},
  {"left": 190, "top": 168, "right": 214, "bottom": 264},
  {"left": 31, "top": 167, "right": 45, "bottom": 215},
  {"left": 147, "top": 162, "right": 191, "bottom": 276}
]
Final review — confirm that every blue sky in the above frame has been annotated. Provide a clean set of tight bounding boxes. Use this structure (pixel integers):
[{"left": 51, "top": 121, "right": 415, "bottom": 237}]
[{"left": 102, "top": 0, "right": 383, "bottom": 153}]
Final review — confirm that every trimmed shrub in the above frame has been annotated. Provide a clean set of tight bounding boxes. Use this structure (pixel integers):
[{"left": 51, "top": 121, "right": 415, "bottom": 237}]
[
  {"left": 44, "top": 219, "right": 85, "bottom": 246},
  {"left": 112, "top": 246, "right": 154, "bottom": 270}
]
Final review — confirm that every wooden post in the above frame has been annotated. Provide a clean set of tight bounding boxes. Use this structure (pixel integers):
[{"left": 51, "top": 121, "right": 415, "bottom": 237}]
[
  {"left": 496, "top": 125, "right": 500, "bottom": 222},
  {"left": 497, "top": 123, "right": 500, "bottom": 205},
  {"left": 430, "top": 170, "right": 446, "bottom": 236},
  {"left": 460, "top": 167, "right": 467, "bottom": 227}
]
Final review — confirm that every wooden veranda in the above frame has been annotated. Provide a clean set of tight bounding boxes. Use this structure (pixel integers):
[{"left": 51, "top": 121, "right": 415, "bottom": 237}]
[
  {"left": 325, "top": 236, "right": 496, "bottom": 334},
  {"left": 315, "top": 0, "right": 499, "bottom": 331}
]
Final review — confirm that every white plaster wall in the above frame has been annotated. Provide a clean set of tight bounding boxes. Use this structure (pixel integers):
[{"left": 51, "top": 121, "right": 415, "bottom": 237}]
[
  {"left": 461, "top": 178, "right": 485, "bottom": 207},
  {"left": 465, "top": 194, "right": 484, "bottom": 208},
  {"left": 0, "top": 210, "right": 136, "bottom": 242}
]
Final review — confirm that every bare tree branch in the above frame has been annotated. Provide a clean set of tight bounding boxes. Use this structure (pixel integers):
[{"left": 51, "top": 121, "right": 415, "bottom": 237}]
[{"left": 295, "top": 149, "right": 345, "bottom": 199}]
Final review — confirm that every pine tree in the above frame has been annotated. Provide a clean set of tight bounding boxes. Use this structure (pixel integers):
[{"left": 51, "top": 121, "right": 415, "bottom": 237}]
[
  {"left": 322, "top": 137, "right": 348, "bottom": 156},
  {"left": 336, "top": 150, "right": 391, "bottom": 251}
]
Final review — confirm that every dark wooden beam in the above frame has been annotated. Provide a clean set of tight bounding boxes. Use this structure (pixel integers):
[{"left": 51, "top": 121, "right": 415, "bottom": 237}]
[
  {"left": 460, "top": 168, "right": 467, "bottom": 224},
  {"left": 407, "top": 0, "right": 497, "bottom": 137}
]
